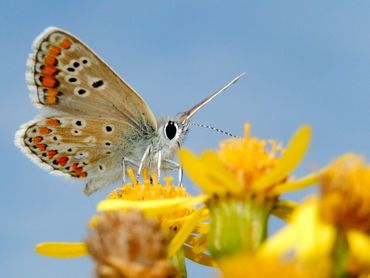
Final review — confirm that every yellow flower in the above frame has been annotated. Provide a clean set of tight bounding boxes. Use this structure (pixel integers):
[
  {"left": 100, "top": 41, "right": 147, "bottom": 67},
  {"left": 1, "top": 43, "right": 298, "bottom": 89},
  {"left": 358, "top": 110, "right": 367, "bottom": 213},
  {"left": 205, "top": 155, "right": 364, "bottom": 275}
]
[
  {"left": 179, "top": 123, "right": 316, "bottom": 199},
  {"left": 320, "top": 154, "right": 370, "bottom": 234},
  {"left": 99, "top": 169, "right": 197, "bottom": 224},
  {"left": 96, "top": 170, "right": 210, "bottom": 262},
  {"left": 178, "top": 123, "right": 317, "bottom": 259},
  {"left": 260, "top": 154, "right": 370, "bottom": 277},
  {"left": 36, "top": 172, "right": 212, "bottom": 269}
]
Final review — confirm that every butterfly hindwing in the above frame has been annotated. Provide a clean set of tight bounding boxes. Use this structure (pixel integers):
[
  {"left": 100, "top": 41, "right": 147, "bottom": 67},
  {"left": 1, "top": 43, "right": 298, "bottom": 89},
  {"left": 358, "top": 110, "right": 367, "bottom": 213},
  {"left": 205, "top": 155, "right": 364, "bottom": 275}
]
[
  {"left": 27, "top": 27, "right": 157, "bottom": 132},
  {"left": 16, "top": 115, "right": 139, "bottom": 190}
]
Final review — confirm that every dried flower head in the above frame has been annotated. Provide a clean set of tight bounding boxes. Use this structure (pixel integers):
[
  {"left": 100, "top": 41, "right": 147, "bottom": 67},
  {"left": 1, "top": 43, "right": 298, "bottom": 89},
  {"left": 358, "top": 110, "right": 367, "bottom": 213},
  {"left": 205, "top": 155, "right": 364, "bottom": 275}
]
[
  {"left": 86, "top": 210, "right": 179, "bottom": 278},
  {"left": 320, "top": 154, "right": 370, "bottom": 233}
]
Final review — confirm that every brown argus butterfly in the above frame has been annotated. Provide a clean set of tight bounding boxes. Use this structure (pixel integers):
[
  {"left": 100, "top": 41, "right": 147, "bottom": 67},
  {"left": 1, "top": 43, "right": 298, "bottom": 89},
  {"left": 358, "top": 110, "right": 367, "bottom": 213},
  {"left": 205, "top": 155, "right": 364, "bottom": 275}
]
[{"left": 15, "top": 27, "right": 243, "bottom": 195}]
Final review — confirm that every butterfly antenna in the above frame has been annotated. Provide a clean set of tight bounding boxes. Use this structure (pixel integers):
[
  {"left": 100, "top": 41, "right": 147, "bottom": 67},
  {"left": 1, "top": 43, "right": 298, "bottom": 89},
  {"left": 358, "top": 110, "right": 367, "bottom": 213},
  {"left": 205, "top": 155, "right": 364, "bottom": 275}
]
[
  {"left": 180, "top": 72, "right": 246, "bottom": 124},
  {"left": 190, "top": 122, "right": 238, "bottom": 138}
]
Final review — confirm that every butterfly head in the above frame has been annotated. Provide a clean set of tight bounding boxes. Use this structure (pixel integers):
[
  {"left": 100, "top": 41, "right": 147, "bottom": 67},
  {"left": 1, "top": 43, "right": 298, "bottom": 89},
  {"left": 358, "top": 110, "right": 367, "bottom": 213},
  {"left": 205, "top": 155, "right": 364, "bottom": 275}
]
[{"left": 157, "top": 117, "right": 189, "bottom": 153}]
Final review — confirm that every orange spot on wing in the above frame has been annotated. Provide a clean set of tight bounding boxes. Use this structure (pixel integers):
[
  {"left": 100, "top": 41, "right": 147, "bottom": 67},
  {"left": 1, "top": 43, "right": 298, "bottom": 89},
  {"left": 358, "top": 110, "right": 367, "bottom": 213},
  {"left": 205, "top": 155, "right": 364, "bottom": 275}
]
[
  {"left": 46, "top": 119, "right": 61, "bottom": 126},
  {"left": 71, "top": 163, "right": 80, "bottom": 171},
  {"left": 38, "top": 127, "right": 51, "bottom": 134},
  {"left": 46, "top": 89, "right": 59, "bottom": 97},
  {"left": 72, "top": 163, "right": 87, "bottom": 177},
  {"left": 57, "top": 156, "right": 69, "bottom": 167},
  {"left": 36, "top": 144, "right": 47, "bottom": 151},
  {"left": 44, "top": 55, "right": 57, "bottom": 66},
  {"left": 42, "top": 66, "right": 58, "bottom": 76},
  {"left": 33, "top": 136, "right": 43, "bottom": 143},
  {"left": 45, "top": 95, "right": 57, "bottom": 104},
  {"left": 41, "top": 76, "right": 58, "bottom": 88},
  {"left": 49, "top": 46, "right": 61, "bottom": 56},
  {"left": 47, "top": 150, "right": 58, "bottom": 159},
  {"left": 60, "top": 38, "right": 72, "bottom": 49}
]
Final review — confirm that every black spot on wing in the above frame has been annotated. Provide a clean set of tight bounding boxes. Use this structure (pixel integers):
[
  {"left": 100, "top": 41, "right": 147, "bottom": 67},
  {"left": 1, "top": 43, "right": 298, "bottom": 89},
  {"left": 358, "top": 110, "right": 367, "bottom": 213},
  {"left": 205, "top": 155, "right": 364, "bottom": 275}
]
[{"left": 92, "top": 80, "right": 104, "bottom": 88}]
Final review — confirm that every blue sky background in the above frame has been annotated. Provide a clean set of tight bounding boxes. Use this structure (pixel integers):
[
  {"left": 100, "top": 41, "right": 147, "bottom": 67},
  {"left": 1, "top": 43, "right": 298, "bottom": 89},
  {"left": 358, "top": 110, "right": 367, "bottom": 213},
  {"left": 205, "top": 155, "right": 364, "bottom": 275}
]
[{"left": 1, "top": 1, "right": 369, "bottom": 277}]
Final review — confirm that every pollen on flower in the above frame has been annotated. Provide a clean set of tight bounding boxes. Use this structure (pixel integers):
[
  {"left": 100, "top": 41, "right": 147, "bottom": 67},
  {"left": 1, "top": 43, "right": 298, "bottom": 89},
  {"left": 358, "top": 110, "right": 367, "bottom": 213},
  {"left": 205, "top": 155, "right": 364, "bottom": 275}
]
[
  {"left": 107, "top": 169, "right": 193, "bottom": 221},
  {"left": 108, "top": 170, "right": 190, "bottom": 201},
  {"left": 320, "top": 154, "right": 370, "bottom": 233},
  {"left": 218, "top": 123, "right": 283, "bottom": 191},
  {"left": 85, "top": 210, "right": 179, "bottom": 278}
]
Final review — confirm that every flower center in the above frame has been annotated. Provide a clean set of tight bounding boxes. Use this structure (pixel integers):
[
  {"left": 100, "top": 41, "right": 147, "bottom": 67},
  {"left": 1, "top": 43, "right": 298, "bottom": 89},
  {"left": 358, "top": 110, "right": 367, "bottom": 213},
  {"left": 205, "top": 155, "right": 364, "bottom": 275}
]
[{"left": 218, "top": 124, "right": 283, "bottom": 191}]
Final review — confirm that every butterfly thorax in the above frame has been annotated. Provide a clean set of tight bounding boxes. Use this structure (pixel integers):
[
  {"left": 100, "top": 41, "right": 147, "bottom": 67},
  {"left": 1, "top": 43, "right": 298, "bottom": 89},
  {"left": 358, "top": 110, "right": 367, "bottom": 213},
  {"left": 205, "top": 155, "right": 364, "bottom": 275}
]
[
  {"left": 156, "top": 117, "right": 189, "bottom": 156},
  {"left": 124, "top": 117, "right": 188, "bottom": 175}
]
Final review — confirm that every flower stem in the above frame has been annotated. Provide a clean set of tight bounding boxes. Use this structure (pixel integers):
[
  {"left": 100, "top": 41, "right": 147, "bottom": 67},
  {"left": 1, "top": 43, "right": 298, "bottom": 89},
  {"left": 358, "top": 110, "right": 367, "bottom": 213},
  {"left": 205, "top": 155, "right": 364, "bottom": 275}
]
[
  {"left": 207, "top": 198, "right": 274, "bottom": 259},
  {"left": 332, "top": 231, "right": 353, "bottom": 278},
  {"left": 171, "top": 248, "right": 187, "bottom": 278}
]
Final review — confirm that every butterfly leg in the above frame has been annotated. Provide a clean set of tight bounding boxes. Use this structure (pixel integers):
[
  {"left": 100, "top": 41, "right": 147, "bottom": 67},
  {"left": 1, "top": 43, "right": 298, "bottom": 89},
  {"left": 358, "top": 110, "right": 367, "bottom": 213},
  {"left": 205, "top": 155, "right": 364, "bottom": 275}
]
[
  {"left": 164, "top": 159, "right": 183, "bottom": 187},
  {"left": 178, "top": 167, "right": 183, "bottom": 187},
  {"left": 137, "top": 145, "right": 151, "bottom": 176},
  {"left": 122, "top": 158, "right": 127, "bottom": 183},
  {"left": 157, "top": 151, "right": 162, "bottom": 180}
]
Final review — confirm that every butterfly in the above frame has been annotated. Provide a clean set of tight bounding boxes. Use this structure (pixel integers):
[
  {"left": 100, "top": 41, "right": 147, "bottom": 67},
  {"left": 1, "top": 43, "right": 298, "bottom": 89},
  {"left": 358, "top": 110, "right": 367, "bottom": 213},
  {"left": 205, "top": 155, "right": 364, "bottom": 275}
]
[{"left": 15, "top": 27, "right": 243, "bottom": 195}]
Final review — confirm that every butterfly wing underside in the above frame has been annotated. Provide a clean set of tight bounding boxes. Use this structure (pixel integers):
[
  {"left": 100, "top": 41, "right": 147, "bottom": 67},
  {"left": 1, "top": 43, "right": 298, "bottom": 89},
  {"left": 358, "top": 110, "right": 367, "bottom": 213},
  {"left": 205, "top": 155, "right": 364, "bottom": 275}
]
[
  {"left": 16, "top": 27, "right": 159, "bottom": 194},
  {"left": 16, "top": 116, "right": 141, "bottom": 194},
  {"left": 27, "top": 27, "right": 157, "bottom": 130}
]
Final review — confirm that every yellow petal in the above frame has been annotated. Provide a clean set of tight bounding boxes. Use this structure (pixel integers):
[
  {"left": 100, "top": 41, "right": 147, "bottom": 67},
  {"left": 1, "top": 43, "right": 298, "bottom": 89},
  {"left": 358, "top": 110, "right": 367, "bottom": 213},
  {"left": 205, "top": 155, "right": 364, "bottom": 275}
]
[
  {"left": 168, "top": 208, "right": 205, "bottom": 258},
  {"left": 292, "top": 199, "right": 335, "bottom": 260},
  {"left": 163, "top": 208, "right": 209, "bottom": 227},
  {"left": 35, "top": 242, "right": 88, "bottom": 258},
  {"left": 259, "top": 221, "right": 298, "bottom": 257},
  {"left": 97, "top": 194, "right": 208, "bottom": 215},
  {"left": 348, "top": 231, "right": 370, "bottom": 266},
  {"left": 179, "top": 149, "right": 219, "bottom": 193},
  {"left": 200, "top": 151, "right": 243, "bottom": 194},
  {"left": 183, "top": 245, "right": 217, "bottom": 267},
  {"left": 179, "top": 149, "right": 241, "bottom": 194},
  {"left": 272, "top": 171, "right": 321, "bottom": 195},
  {"left": 179, "top": 149, "right": 242, "bottom": 194},
  {"left": 261, "top": 198, "right": 335, "bottom": 261},
  {"left": 252, "top": 125, "right": 311, "bottom": 192}
]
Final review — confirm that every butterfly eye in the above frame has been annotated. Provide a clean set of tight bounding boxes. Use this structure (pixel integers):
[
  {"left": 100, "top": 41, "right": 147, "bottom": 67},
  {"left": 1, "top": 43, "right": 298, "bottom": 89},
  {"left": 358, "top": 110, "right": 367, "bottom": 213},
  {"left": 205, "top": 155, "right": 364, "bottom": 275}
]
[{"left": 165, "top": 121, "right": 178, "bottom": 140}]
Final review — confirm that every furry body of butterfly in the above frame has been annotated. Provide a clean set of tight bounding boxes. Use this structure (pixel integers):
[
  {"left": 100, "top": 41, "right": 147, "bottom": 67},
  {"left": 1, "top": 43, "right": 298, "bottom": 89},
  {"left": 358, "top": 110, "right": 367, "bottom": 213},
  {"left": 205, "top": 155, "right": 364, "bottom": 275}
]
[{"left": 15, "top": 27, "right": 243, "bottom": 195}]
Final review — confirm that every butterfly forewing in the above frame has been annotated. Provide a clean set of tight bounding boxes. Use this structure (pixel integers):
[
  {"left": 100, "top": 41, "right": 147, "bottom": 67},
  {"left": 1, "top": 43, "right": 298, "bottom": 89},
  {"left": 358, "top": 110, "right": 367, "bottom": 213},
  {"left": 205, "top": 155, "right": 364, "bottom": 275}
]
[{"left": 27, "top": 27, "right": 157, "bottom": 132}]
